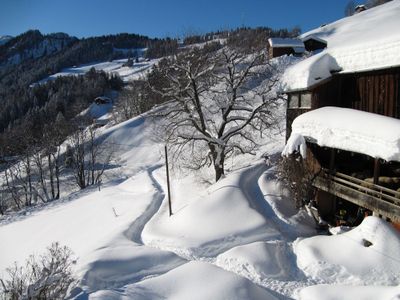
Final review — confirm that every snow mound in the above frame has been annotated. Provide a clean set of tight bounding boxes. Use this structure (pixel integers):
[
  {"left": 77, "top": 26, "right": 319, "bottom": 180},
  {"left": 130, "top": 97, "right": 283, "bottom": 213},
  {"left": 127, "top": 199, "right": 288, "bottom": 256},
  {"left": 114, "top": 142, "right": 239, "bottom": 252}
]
[
  {"left": 258, "top": 167, "right": 316, "bottom": 238},
  {"left": 79, "top": 241, "right": 186, "bottom": 292},
  {"left": 299, "top": 284, "right": 400, "bottom": 300},
  {"left": 216, "top": 241, "right": 297, "bottom": 281},
  {"left": 295, "top": 216, "right": 400, "bottom": 286},
  {"left": 286, "top": 107, "right": 400, "bottom": 162},
  {"left": 89, "top": 261, "right": 279, "bottom": 300},
  {"left": 142, "top": 163, "right": 282, "bottom": 259}
]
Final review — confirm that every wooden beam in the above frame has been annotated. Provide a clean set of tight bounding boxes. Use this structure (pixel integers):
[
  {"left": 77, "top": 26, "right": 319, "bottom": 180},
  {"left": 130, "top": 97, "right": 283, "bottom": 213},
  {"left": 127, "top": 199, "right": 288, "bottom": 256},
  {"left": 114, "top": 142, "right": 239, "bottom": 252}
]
[
  {"left": 314, "top": 176, "right": 400, "bottom": 222},
  {"left": 373, "top": 158, "right": 381, "bottom": 185}
]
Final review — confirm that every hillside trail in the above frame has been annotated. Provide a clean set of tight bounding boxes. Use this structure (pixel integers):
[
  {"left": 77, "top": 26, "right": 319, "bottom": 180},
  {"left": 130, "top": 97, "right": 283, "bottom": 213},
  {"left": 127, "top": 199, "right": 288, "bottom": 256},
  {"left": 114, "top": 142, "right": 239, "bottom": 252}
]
[
  {"left": 134, "top": 161, "right": 315, "bottom": 299},
  {"left": 77, "top": 160, "right": 314, "bottom": 299}
]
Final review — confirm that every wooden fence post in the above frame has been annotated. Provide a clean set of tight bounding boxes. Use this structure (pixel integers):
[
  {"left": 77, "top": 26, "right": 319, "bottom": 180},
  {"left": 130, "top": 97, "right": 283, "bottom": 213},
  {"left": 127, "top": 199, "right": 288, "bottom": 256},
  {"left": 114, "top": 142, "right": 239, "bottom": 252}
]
[{"left": 165, "top": 145, "right": 172, "bottom": 217}]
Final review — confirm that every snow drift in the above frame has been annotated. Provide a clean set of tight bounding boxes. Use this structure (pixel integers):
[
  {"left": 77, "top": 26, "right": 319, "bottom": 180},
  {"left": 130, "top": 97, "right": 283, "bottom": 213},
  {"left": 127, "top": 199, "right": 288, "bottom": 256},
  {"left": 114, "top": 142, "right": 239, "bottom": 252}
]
[{"left": 295, "top": 216, "right": 400, "bottom": 286}]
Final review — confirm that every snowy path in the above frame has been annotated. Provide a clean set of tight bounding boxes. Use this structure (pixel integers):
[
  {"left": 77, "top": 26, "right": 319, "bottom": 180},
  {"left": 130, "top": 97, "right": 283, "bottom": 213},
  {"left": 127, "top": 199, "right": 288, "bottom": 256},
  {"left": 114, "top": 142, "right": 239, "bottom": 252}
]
[
  {"left": 82, "top": 161, "right": 307, "bottom": 300},
  {"left": 124, "top": 164, "right": 166, "bottom": 244},
  {"left": 82, "top": 161, "right": 316, "bottom": 299},
  {"left": 76, "top": 164, "right": 190, "bottom": 295}
]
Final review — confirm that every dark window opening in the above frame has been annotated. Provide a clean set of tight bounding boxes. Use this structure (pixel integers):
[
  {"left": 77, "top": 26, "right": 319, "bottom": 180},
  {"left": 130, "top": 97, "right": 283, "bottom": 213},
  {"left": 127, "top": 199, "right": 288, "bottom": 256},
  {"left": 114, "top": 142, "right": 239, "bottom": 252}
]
[{"left": 288, "top": 92, "right": 312, "bottom": 109}]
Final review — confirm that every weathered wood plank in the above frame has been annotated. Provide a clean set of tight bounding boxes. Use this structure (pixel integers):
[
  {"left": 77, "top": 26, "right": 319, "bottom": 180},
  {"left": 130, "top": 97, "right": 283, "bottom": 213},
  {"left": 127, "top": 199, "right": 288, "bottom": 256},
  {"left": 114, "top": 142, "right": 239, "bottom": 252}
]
[{"left": 314, "top": 176, "right": 400, "bottom": 222}]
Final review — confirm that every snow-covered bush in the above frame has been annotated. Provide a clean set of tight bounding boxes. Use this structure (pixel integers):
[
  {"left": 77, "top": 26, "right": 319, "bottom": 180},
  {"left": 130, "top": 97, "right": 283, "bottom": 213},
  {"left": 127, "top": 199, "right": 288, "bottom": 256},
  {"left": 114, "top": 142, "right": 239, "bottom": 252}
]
[{"left": 0, "top": 242, "right": 75, "bottom": 299}]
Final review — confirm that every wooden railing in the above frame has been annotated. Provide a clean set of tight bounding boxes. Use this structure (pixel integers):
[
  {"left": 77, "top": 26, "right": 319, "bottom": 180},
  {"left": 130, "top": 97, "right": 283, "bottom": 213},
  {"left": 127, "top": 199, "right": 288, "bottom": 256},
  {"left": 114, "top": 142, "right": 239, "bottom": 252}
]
[{"left": 314, "top": 169, "right": 400, "bottom": 222}]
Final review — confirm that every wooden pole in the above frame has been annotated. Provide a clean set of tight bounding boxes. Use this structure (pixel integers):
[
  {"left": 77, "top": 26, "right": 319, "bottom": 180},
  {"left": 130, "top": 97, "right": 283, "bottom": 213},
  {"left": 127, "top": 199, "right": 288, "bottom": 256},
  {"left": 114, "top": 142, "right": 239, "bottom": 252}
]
[
  {"left": 373, "top": 158, "right": 380, "bottom": 185},
  {"left": 165, "top": 145, "right": 172, "bottom": 217},
  {"left": 329, "top": 148, "right": 335, "bottom": 175}
]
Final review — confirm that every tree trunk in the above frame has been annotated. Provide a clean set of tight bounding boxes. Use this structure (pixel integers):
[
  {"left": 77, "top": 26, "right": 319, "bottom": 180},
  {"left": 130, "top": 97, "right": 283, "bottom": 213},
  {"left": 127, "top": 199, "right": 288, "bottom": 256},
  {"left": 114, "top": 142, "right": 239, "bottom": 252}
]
[
  {"left": 25, "top": 155, "right": 33, "bottom": 206},
  {"left": 54, "top": 153, "right": 60, "bottom": 199},
  {"left": 209, "top": 144, "right": 225, "bottom": 182},
  {"left": 48, "top": 153, "right": 55, "bottom": 200},
  {"left": 214, "top": 163, "right": 225, "bottom": 182}
]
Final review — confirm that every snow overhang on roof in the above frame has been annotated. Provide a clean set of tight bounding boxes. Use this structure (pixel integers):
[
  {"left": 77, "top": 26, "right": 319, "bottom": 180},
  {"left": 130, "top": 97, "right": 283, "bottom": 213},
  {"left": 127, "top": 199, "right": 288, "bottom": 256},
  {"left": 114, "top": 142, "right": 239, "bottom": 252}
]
[
  {"left": 283, "top": 107, "right": 400, "bottom": 162},
  {"left": 281, "top": 0, "right": 400, "bottom": 91},
  {"left": 268, "top": 38, "right": 304, "bottom": 49},
  {"left": 281, "top": 53, "right": 341, "bottom": 92}
]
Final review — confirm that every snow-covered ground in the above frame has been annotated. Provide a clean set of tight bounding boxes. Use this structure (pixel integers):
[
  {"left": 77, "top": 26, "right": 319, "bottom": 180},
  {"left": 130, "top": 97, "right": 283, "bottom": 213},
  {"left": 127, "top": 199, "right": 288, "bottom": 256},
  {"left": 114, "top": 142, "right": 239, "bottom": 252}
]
[
  {"left": 34, "top": 58, "right": 157, "bottom": 85},
  {"left": 1, "top": 102, "right": 399, "bottom": 299}
]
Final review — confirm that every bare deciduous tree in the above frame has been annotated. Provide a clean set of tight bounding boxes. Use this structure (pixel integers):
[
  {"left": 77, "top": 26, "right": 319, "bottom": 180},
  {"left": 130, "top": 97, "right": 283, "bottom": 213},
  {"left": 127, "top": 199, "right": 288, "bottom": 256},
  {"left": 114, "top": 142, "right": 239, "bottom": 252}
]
[
  {"left": 114, "top": 80, "right": 148, "bottom": 122},
  {"left": 68, "top": 125, "right": 113, "bottom": 189},
  {"left": 344, "top": 0, "right": 356, "bottom": 16},
  {"left": 151, "top": 48, "right": 282, "bottom": 181}
]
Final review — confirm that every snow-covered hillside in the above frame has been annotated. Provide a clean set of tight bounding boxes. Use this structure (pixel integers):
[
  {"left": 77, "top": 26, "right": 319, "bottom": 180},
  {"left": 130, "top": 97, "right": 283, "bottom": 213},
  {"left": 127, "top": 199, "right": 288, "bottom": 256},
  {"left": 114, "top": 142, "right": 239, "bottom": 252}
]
[
  {"left": 1, "top": 27, "right": 400, "bottom": 298},
  {"left": 1, "top": 98, "right": 399, "bottom": 299},
  {"left": 35, "top": 58, "right": 157, "bottom": 85}
]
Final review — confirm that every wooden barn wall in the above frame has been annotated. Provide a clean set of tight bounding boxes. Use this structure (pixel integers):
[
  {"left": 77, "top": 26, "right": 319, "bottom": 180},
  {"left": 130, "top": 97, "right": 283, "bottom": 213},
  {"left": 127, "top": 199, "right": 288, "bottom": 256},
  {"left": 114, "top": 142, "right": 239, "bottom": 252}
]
[
  {"left": 312, "top": 67, "right": 400, "bottom": 118},
  {"left": 271, "top": 47, "right": 294, "bottom": 58},
  {"left": 312, "top": 77, "right": 342, "bottom": 107},
  {"left": 286, "top": 67, "right": 400, "bottom": 141},
  {"left": 350, "top": 69, "right": 400, "bottom": 118}
]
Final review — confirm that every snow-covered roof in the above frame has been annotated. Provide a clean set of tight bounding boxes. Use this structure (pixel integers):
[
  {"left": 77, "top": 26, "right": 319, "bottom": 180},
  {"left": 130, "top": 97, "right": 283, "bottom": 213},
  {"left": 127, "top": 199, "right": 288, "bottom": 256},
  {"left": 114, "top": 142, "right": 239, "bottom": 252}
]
[
  {"left": 355, "top": 4, "right": 367, "bottom": 11},
  {"left": 268, "top": 38, "right": 304, "bottom": 49},
  {"left": 301, "top": 35, "right": 327, "bottom": 44},
  {"left": 282, "top": 0, "right": 400, "bottom": 91},
  {"left": 283, "top": 107, "right": 400, "bottom": 162}
]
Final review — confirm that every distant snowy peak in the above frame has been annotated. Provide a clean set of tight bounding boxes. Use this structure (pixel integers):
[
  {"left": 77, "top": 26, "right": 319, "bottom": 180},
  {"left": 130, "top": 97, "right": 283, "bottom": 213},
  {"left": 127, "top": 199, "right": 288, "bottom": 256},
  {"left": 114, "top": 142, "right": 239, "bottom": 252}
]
[
  {"left": 0, "top": 35, "right": 13, "bottom": 46},
  {"left": 0, "top": 30, "right": 77, "bottom": 68}
]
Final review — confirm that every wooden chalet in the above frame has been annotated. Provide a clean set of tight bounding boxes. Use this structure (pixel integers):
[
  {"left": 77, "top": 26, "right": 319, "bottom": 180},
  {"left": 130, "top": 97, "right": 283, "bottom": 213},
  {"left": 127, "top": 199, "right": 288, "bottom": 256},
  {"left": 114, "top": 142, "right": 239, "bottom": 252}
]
[
  {"left": 282, "top": 1, "right": 400, "bottom": 228},
  {"left": 301, "top": 36, "right": 327, "bottom": 52},
  {"left": 267, "top": 38, "right": 305, "bottom": 59},
  {"left": 94, "top": 96, "right": 112, "bottom": 105}
]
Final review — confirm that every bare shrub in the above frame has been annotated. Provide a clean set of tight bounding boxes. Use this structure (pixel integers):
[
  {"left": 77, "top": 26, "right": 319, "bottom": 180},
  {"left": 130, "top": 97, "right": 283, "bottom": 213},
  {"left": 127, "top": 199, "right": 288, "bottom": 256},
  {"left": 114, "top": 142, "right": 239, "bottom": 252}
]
[
  {"left": 277, "top": 155, "right": 318, "bottom": 208},
  {"left": 0, "top": 242, "right": 76, "bottom": 299}
]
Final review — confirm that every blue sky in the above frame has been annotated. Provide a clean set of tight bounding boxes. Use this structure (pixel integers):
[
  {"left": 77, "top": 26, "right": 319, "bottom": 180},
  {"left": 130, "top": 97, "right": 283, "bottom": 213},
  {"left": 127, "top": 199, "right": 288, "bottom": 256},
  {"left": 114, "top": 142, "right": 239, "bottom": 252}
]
[{"left": 0, "top": 0, "right": 362, "bottom": 38}]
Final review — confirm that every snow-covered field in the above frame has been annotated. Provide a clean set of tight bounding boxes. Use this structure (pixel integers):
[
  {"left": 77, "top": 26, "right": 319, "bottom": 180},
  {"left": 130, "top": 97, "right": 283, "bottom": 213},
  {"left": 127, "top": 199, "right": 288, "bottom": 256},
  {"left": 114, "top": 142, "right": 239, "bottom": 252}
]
[
  {"left": 34, "top": 58, "right": 157, "bottom": 85},
  {"left": 1, "top": 104, "right": 399, "bottom": 299}
]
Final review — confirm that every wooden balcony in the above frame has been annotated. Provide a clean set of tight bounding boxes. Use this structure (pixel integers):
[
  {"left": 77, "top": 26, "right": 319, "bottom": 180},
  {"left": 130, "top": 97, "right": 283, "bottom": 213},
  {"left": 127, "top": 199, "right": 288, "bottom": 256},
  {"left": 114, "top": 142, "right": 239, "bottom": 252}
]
[{"left": 314, "top": 170, "right": 400, "bottom": 222}]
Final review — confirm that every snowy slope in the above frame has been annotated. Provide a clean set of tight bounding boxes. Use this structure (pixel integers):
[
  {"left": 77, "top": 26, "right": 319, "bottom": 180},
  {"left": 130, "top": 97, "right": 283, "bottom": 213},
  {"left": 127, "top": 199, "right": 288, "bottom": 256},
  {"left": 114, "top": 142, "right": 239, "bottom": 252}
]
[
  {"left": 35, "top": 58, "right": 157, "bottom": 85},
  {"left": 1, "top": 49, "right": 400, "bottom": 300},
  {"left": 0, "top": 104, "right": 314, "bottom": 299},
  {"left": 0, "top": 104, "right": 399, "bottom": 299}
]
